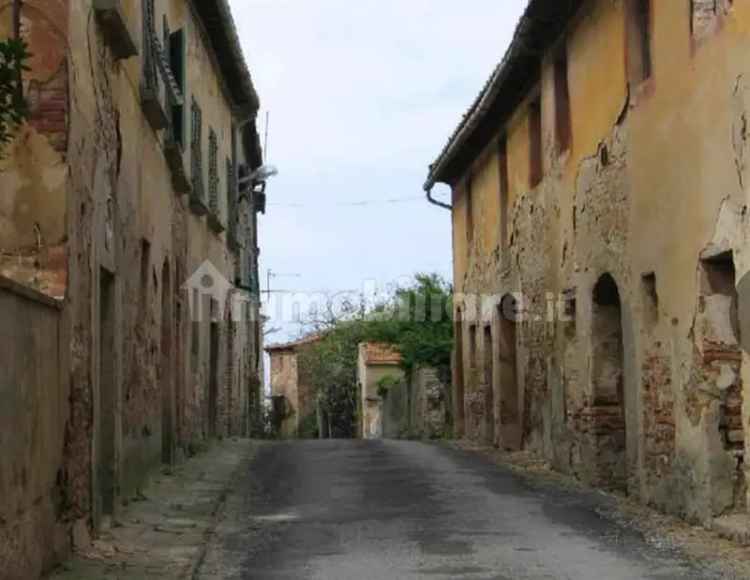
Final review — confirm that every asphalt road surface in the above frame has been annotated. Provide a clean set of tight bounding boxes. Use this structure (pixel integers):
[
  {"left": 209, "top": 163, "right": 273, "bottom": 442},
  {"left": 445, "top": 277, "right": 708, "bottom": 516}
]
[{"left": 198, "top": 440, "right": 726, "bottom": 580}]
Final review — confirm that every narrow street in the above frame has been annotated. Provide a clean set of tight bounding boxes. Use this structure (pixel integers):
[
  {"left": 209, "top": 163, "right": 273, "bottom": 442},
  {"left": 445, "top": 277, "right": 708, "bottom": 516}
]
[{"left": 197, "top": 441, "right": 725, "bottom": 580}]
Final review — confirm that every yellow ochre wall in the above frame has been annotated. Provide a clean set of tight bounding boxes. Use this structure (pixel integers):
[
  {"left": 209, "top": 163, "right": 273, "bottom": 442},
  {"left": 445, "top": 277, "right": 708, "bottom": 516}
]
[{"left": 449, "top": 0, "right": 750, "bottom": 523}]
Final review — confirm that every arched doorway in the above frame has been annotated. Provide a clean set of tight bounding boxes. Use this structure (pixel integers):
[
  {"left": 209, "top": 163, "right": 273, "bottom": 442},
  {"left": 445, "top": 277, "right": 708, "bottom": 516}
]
[
  {"left": 591, "top": 273, "right": 627, "bottom": 492},
  {"left": 453, "top": 308, "right": 466, "bottom": 438},
  {"left": 161, "top": 261, "right": 174, "bottom": 465},
  {"left": 498, "top": 294, "right": 520, "bottom": 450},
  {"left": 483, "top": 324, "right": 495, "bottom": 445}
]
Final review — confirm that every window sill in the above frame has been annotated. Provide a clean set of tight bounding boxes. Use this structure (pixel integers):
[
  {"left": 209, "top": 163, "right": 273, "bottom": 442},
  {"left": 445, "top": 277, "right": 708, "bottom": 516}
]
[
  {"left": 208, "top": 213, "right": 226, "bottom": 234},
  {"left": 94, "top": 0, "right": 138, "bottom": 61},
  {"left": 164, "top": 139, "right": 190, "bottom": 193},
  {"left": 189, "top": 189, "right": 209, "bottom": 216},
  {"left": 141, "top": 86, "right": 169, "bottom": 131}
]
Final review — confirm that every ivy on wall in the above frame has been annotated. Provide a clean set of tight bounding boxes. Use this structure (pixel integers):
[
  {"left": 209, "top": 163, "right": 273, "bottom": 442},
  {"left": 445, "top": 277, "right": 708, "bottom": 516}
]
[{"left": 0, "top": 38, "right": 30, "bottom": 157}]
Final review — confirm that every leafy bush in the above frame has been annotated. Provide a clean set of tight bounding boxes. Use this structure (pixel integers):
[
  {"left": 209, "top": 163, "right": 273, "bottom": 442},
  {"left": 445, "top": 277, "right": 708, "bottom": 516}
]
[
  {"left": 0, "top": 38, "right": 30, "bottom": 157},
  {"left": 366, "top": 273, "right": 453, "bottom": 376},
  {"left": 376, "top": 374, "right": 402, "bottom": 399},
  {"left": 298, "top": 274, "right": 453, "bottom": 438},
  {"left": 298, "top": 413, "right": 320, "bottom": 439}
]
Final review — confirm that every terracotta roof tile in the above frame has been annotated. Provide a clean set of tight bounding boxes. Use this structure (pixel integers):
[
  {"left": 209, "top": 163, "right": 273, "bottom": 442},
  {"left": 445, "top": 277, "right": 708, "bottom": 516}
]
[{"left": 360, "top": 342, "right": 402, "bottom": 365}]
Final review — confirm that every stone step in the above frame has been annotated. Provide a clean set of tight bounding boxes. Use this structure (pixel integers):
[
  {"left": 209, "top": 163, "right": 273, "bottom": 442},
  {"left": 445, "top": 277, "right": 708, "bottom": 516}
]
[{"left": 712, "top": 514, "right": 750, "bottom": 546}]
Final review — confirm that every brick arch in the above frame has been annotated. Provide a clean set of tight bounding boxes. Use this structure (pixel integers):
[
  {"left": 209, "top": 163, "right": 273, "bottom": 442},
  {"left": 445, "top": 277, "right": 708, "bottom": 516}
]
[
  {"left": 497, "top": 293, "right": 521, "bottom": 450},
  {"left": 590, "top": 273, "right": 627, "bottom": 492}
]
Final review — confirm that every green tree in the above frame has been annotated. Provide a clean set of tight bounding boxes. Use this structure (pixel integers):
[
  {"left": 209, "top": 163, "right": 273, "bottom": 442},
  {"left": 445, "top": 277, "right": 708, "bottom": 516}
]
[
  {"left": 299, "top": 320, "right": 370, "bottom": 438},
  {"left": 367, "top": 273, "right": 453, "bottom": 378},
  {"left": 298, "top": 274, "right": 454, "bottom": 438},
  {"left": 0, "top": 38, "right": 30, "bottom": 157}
]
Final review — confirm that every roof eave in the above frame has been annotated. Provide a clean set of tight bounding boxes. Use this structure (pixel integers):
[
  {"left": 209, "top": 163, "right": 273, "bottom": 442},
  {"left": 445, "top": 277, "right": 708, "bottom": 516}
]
[
  {"left": 190, "top": 0, "right": 260, "bottom": 121},
  {"left": 424, "top": 0, "right": 583, "bottom": 191}
]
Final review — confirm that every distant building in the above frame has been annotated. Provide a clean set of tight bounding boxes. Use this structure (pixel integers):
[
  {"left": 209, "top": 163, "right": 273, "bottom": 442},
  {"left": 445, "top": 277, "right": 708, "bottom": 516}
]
[
  {"left": 266, "top": 334, "right": 325, "bottom": 438},
  {"left": 358, "top": 343, "right": 405, "bottom": 439},
  {"left": 358, "top": 343, "right": 449, "bottom": 440}
]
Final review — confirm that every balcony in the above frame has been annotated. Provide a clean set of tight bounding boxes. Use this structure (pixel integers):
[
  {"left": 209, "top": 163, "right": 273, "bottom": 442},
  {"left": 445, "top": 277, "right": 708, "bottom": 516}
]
[
  {"left": 94, "top": 0, "right": 138, "bottom": 60},
  {"left": 189, "top": 180, "right": 209, "bottom": 216},
  {"left": 164, "top": 138, "right": 190, "bottom": 193},
  {"left": 208, "top": 212, "right": 226, "bottom": 234},
  {"left": 165, "top": 106, "right": 189, "bottom": 193},
  {"left": 141, "top": 73, "right": 167, "bottom": 130}
]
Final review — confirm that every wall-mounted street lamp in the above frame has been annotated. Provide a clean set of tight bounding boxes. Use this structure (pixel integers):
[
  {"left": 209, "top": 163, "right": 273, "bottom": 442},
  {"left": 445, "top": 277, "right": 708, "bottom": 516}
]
[
  {"left": 238, "top": 164, "right": 279, "bottom": 214},
  {"left": 239, "top": 164, "right": 279, "bottom": 190}
]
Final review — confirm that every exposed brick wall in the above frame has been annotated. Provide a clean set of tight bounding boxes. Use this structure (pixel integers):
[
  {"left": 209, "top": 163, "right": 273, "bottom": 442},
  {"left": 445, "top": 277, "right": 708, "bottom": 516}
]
[
  {"left": 27, "top": 68, "right": 69, "bottom": 155},
  {"left": 692, "top": 0, "right": 732, "bottom": 41},
  {"left": 642, "top": 350, "right": 675, "bottom": 481}
]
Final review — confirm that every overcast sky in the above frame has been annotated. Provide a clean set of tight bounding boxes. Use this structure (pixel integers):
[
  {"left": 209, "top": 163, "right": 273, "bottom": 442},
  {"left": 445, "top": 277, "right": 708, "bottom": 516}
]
[{"left": 229, "top": 0, "right": 526, "bottom": 341}]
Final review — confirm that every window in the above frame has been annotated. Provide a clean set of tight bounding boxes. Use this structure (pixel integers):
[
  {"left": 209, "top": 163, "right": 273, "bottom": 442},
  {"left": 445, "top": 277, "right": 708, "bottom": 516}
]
[
  {"left": 554, "top": 49, "right": 572, "bottom": 153},
  {"left": 498, "top": 137, "right": 510, "bottom": 258},
  {"left": 191, "top": 289, "right": 200, "bottom": 371},
  {"left": 227, "top": 157, "right": 238, "bottom": 245},
  {"left": 191, "top": 98, "right": 204, "bottom": 199},
  {"left": 628, "top": 0, "right": 652, "bottom": 85},
  {"left": 529, "top": 97, "right": 543, "bottom": 188},
  {"left": 562, "top": 287, "right": 578, "bottom": 339},
  {"left": 642, "top": 272, "right": 659, "bottom": 328},
  {"left": 465, "top": 176, "right": 474, "bottom": 247},
  {"left": 208, "top": 128, "right": 219, "bottom": 215},
  {"left": 699, "top": 252, "right": 742, "bottom": 451},
  {"left": 169, "top": 28, "right": 186, "bottom": 147},
  {"left": 497, "top": 297, "right": 520, "bottom": 432},
  {"left": 140, "top": 239, "right": 151, "bottom": 306},
  {"left": 562, "top": 288, "right": 577, "bottom": 322},
  {"left": 469, "top": 324, "right": 478, "bottom": 371},
  {"left": 483, "top": 325, "right": 493, "bottom": 388},
  {"left": 142, "top": 0, "right": 156, "bottom": 89}
]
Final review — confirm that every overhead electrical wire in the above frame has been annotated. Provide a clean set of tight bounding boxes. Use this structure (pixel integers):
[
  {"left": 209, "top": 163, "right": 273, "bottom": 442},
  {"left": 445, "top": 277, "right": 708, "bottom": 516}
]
[{"left": 266, "top": 195, "right": 450, "bottom": 208}]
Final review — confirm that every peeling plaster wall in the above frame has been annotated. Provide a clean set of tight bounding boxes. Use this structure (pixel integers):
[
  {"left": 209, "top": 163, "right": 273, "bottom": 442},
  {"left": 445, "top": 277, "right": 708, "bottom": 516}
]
[
  {"left": 450, "top": 0, "right": 750, "bottom": 524},
  {"left": 268, "top": 344, "right": 321, "bottom": 438},
  {"left": 0, "top": 0, "right": 262, "bottom": 571},
  {"left": 0, "top": 281, "right": 69, "bottom": 580},
  {"left": 410, "top": 367, "right": 449, "bottom": 439},
  {"left": 359, "top": 363, "right": 448, "bottom": 441},
  {"left": 358, "top": 353, "right": 405, "bottom": 441},
  {"left": 0, "top": 0, "right": 69, "bottom": 298},
  {"left": 269, "top": 351, "right": 300, "bottom": 438}
]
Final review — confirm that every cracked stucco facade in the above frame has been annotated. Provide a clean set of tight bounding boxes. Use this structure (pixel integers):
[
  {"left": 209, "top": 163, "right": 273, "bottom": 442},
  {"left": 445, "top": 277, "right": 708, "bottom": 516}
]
[
  {"left": 446, "top": 0, "right": 750, "bottom": 525},
  {"left": 0, "top": 1, "right": 265, "bottom": 578}
]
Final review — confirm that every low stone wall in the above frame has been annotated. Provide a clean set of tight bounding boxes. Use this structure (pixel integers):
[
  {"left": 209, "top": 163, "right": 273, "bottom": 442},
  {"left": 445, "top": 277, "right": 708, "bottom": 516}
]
[
  {"left": 381, "top": 367, "right": 449, "bottom": 440},
  {"left": 0, "top": 276, "right": 70, "bottom": 580}
]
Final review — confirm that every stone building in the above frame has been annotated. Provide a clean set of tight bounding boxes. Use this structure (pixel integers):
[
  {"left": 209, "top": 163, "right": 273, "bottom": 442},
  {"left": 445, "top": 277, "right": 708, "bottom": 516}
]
[
  {"left": 266, "top": 334, "right": 323, "bottom": 438},
  {"left": 425, "top": 0, "right": 750, "bottom": 526},
  {"left": 358, "top": 342, "right": 404, "bottom": 439},
  {"left": 0, "top": 1, "right": 266, "bottom": 577},
  {"left": 358, "top": 343, "right": 448, "bottom": 440}
]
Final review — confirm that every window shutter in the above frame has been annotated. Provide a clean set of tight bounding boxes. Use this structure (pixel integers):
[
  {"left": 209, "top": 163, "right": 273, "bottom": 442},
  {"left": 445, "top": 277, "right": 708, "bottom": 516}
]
[
  {"left": 209, "top": 129, "right": 219, "bottom": 215},
  {"left": 191, "top": 98, "right": 204, "bottom": 200}
]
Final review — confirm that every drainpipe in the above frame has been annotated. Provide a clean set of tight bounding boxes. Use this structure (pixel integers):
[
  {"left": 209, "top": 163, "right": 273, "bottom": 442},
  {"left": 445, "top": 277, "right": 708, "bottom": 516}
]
[{"left": 424, "top": 181, "right": 452, "bottom": 211}]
